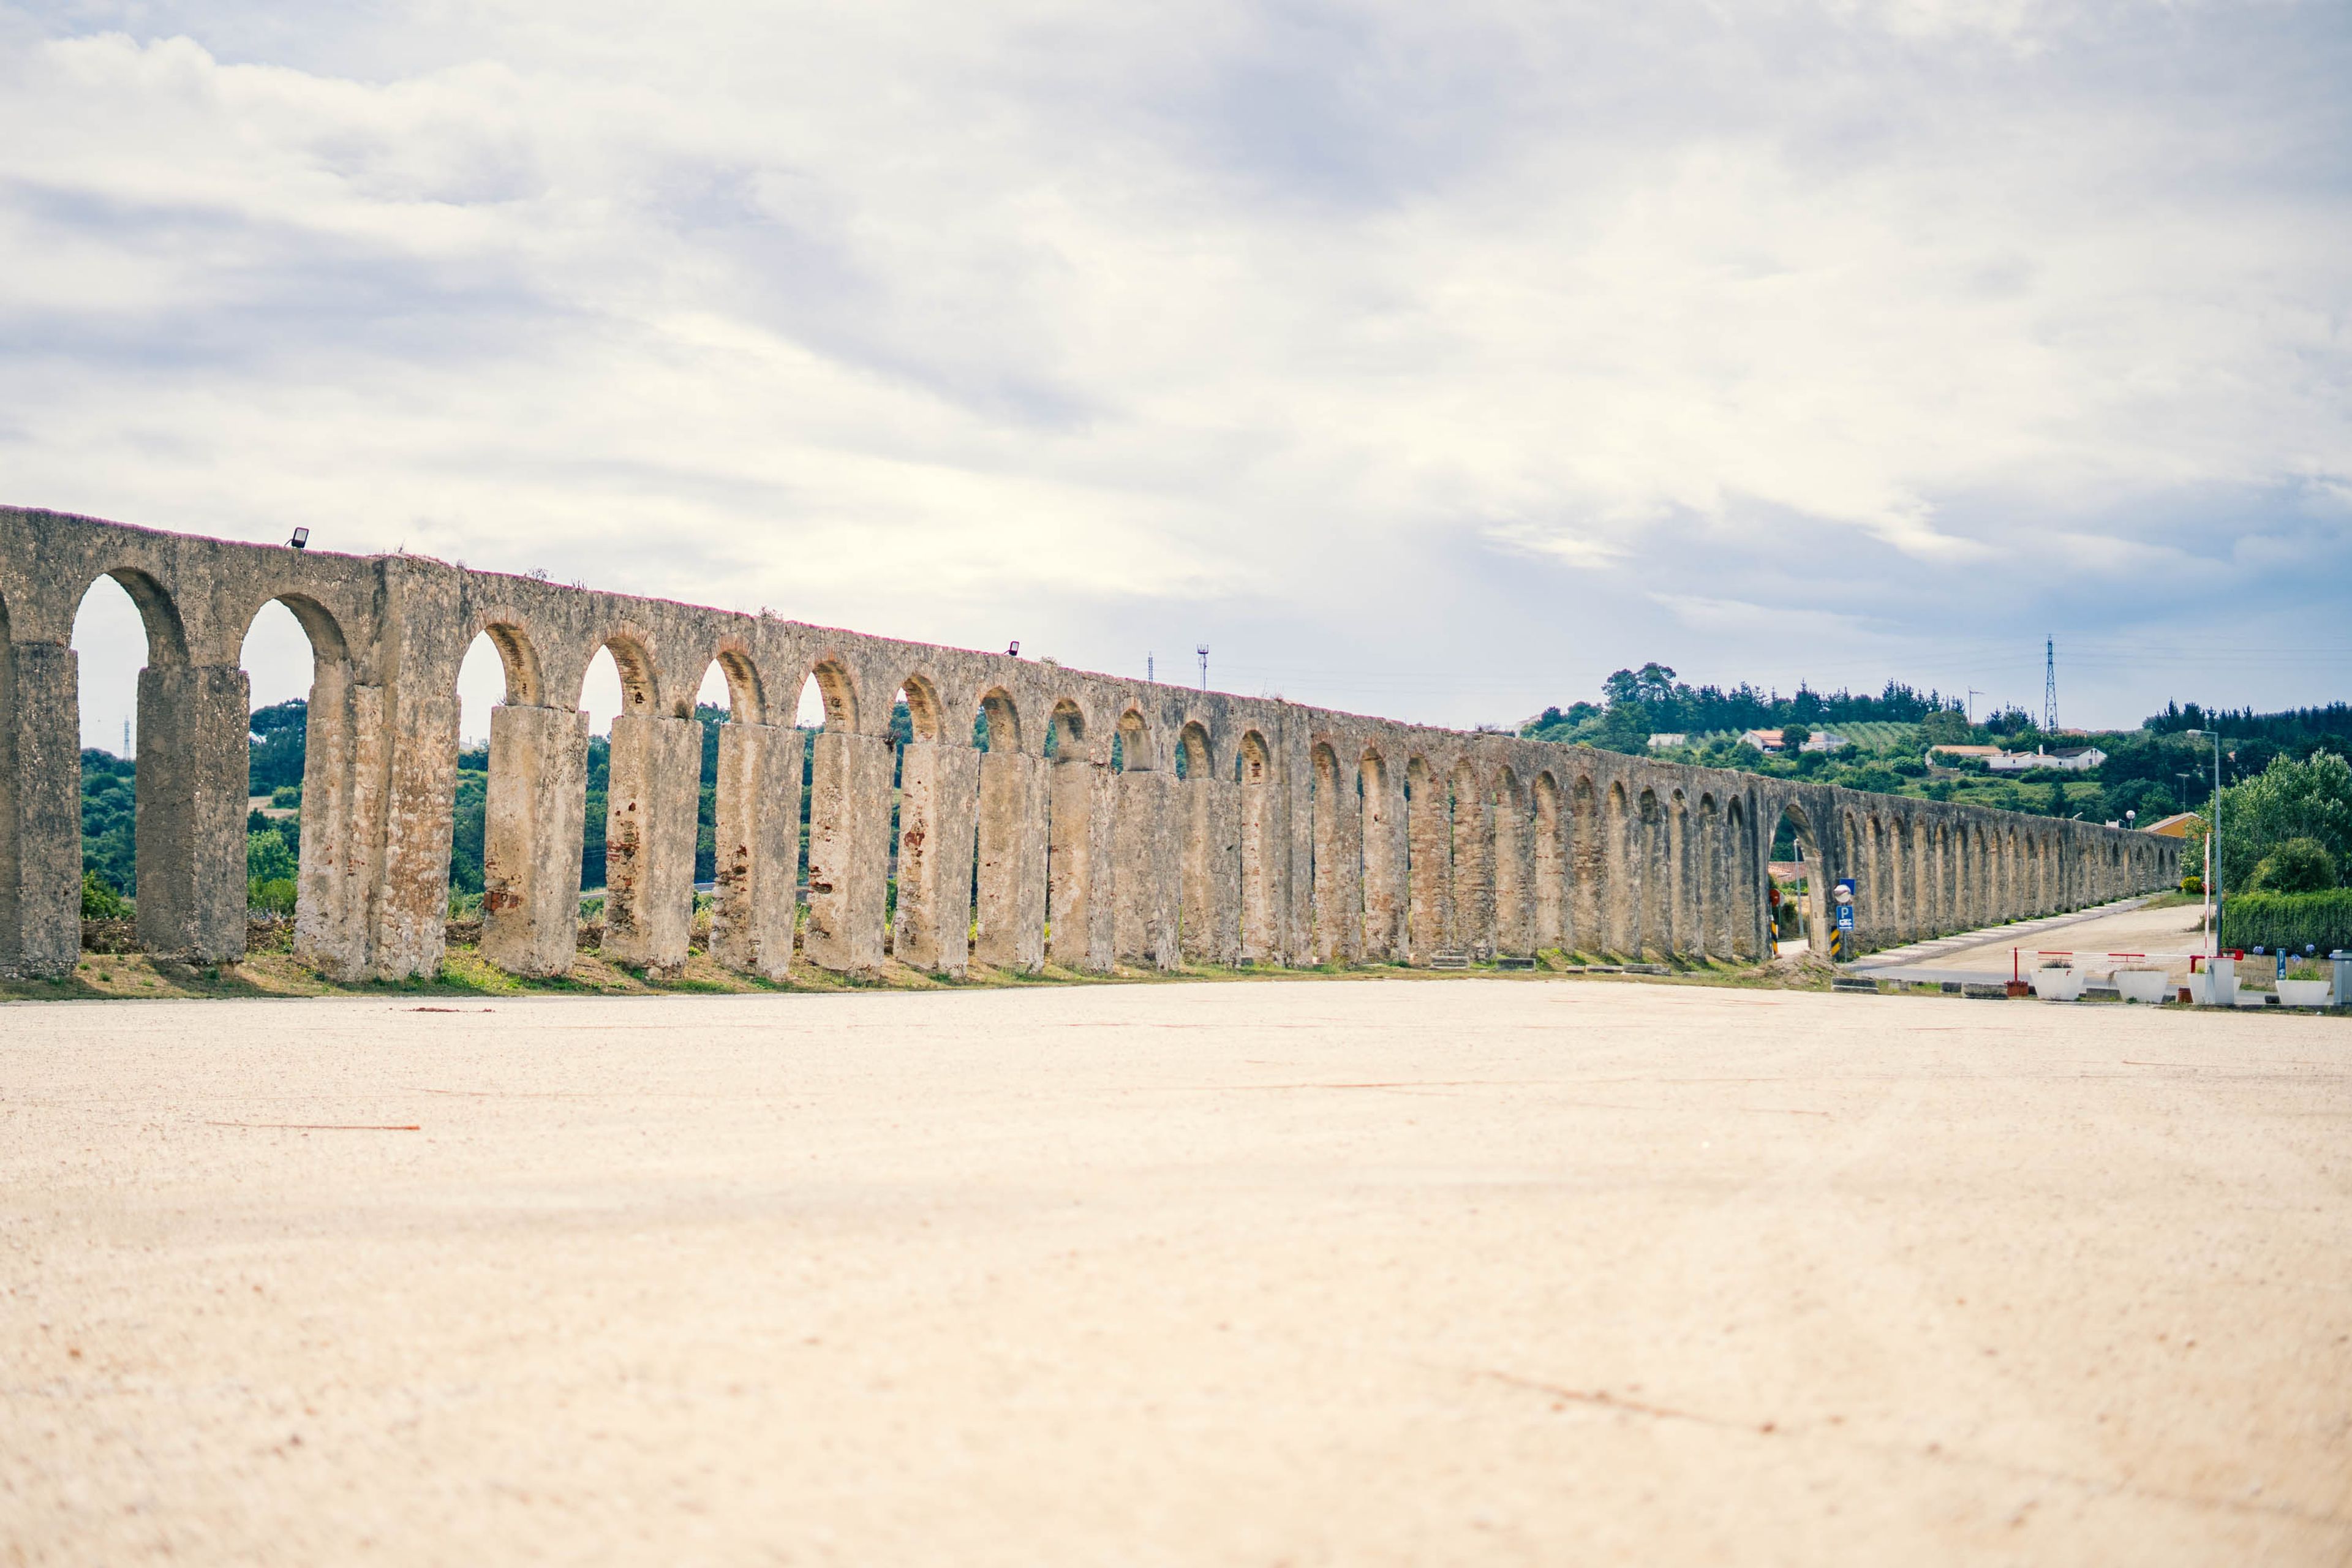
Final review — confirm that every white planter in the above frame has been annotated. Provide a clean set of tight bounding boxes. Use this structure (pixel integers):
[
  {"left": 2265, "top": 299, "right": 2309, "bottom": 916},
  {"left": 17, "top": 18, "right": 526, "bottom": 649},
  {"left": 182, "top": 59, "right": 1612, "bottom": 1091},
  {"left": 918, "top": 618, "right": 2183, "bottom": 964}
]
[
  {"left": 2115, "top": 969, "right": 2170, "bottom": 1005},
  {"left": 2031, "top": 968, "right": 2085, "bottom": 1001},
  {"left": 2278, "top": 979, "right": 2333, "bottom": 1008}
]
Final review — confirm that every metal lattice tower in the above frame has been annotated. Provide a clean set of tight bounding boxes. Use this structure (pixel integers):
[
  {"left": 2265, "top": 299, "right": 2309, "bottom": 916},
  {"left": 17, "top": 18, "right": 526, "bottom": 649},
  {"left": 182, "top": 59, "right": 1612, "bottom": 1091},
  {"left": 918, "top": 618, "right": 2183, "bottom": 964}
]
[{"left": 2043, "top": 636, "right": 2058, "bottom": 733}]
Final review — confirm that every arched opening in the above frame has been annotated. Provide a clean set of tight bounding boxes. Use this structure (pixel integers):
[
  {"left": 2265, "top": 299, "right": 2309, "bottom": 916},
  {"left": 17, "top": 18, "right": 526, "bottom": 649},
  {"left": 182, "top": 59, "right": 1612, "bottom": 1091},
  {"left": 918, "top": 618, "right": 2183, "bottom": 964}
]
[
  {"left": 72, "top": 568, "right": 226, "bottom": 958},
  {"left": 236, "top": 594, "right": 354, "bottom": 971},
  {"left": 577, "top": 638, "right": 658, "bottom": 897},
  {"left": 689, "top": 660, "right": 741, "bottom": 889},
  {"left": 1531, "top": 773, "right": 1564, "bottom": 952},
  {"left": 1663, "top": 788, "right": 1690, "bottom": 957},
  {"left": 449, "top": 626, "right": 542, "bottom": 929},
  {"left": 1358, "top": 748, "right": 1402, "bottom": 962},
  {"left": 1177, "top": 721, "right": 1227, "bottom": 963},
  {"left": 1860, "top": 814, "right": 1887, "bottom": 945},
  {"left": 1570, "top": 776, "right": 1602, "bottom": 954},
  {"left": 701, "top": 647, "right": 794, "bottom": 979},
  {"left": 70, "top": 575, "right": 150, "bottom": 919},
  {"left": 1045, "top": 698, "right": 1100, "bottom": 969},
  {"left": 1697, "top": 793, "right": 1724, "bottom": 959},
  {"left": 1110, "top": 706, "right": 1173, "bottom": 967},
  {"left": 1891, "top": 823, "right": 1910, "bottom": 944},
  {"left": 1492, "top": 767, "right": 1528, "bottom": 959},
  {"left": 971, "top": 687, "right": 1041, "bottom": 971},
  {"left": 1449, "top": 760, "right": 1493, "bottom": 958},
  {"left": 1770, "top": 802, "right": 1827, "bottom": 955},
  {"left": 889, "top": 674, "right": 971, "bottom": 973},
  {"left": 1309, "top": 742, "right": 1354, "bottom": 963},
  {"left": 1404, "top": 756, "right": 1447, "bottom": 961},
  {"left": 1237, "top": 730, "right": 1275, "bottom": 962},
  {"left": 1602, "top": 781, "right": 1632, "bottom": 954},
  {"left": 1635, "top": 787, "right": 1664, "bottom": 959},
  {"left": 1725, "top": 796, "right": 1759, "bottom": 959}
]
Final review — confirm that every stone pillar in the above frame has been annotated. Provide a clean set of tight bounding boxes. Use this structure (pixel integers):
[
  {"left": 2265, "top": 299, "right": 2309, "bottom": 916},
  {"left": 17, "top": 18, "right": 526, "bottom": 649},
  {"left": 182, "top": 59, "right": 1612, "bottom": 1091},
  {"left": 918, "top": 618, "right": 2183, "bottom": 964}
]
[
  {"left": 134, "top": 663, "right": 250, "bottom": 962},
  {"left": 288, "top": 659, "right": 372, "bottom": 982},
  {"left": 804, "top": 728, "right": 892, "bottom": 974},
  {"left": 710, "top": 721, "right": 801, "bottom": 979},
  {"left": 974, "top": 748, "right": 1047, "bottom": 972},
  {"left": 1048, "top": 753, "right": 1116, "bottom": 971},
  {"left": 1114, "top": 766, "right": 1179, "bottom": 970},
  {"left": 0, "top": 642, "right": 81, "bottom": 978},
  {"left": 894, "top": 739, "right": 979, "bottom": 976},
  {"left": 481, "top": 704, "right": 588, "bottom": 977},
  {"left": 600, "top": 712, "right": 703, "bottom": 974}
]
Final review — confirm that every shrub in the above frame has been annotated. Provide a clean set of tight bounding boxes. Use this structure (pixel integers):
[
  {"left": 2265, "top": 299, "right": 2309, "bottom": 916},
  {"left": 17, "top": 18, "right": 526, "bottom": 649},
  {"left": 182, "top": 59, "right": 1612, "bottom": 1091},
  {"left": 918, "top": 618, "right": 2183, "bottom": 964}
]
[
  {"left": 2180, "top": 873, "right": 2203, "bottom": 895},
  {"left": 80, "top": 870, "right": 129, "bottom": 920},
  {"left": 270, "top": 783, "right": 301, "bottom": 807},
  {"left": 249, "top": 876, "right": 298, "bottom": 916},
  {"left": 2250, "top": 836, "right": 2338, "bottom": 893},
  {"left": 2220, "top": 890, "right": 2352, "bottom": 956}
]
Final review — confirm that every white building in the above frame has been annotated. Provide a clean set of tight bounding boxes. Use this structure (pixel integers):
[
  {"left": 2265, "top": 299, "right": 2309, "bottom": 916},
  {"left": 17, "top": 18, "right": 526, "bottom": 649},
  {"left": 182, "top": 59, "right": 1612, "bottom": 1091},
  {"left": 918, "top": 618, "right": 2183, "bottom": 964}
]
[{"left": 1988, "top": 745, "right": 2107, "bottom": 773}]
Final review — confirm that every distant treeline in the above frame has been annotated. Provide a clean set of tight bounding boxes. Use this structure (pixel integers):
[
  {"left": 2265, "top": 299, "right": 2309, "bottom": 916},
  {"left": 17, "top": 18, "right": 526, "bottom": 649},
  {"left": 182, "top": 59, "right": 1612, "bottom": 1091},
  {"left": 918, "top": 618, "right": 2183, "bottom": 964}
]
[
  {"left": 1524, "top": 663, "right": 1965, "bottom": 744},
  {"left": 2144, "top": 701, "right": 2352, "bottom": 750}
]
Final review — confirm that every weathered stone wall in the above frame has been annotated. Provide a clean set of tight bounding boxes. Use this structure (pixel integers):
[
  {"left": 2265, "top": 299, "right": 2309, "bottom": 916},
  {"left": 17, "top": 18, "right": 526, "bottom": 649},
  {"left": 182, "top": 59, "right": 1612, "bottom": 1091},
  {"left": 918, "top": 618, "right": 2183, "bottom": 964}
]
[{"left": 0, "top": 507, "right": 2182, "bottom": 980}]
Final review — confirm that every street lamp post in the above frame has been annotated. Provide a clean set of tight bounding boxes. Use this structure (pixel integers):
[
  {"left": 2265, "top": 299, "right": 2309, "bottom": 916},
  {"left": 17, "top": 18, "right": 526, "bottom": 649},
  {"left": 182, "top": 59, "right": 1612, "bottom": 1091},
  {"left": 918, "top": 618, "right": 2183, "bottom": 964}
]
[{"left": 2185, "top": 730, "right": 2223, "bottom": 955}]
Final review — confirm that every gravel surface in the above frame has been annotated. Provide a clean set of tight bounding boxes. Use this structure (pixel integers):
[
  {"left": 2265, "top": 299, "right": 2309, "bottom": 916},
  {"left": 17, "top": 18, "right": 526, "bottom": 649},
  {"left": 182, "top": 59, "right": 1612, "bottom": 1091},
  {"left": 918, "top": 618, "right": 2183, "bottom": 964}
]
[{"left": 4, "top": 979, "right": 2347, "bottom": 1564}]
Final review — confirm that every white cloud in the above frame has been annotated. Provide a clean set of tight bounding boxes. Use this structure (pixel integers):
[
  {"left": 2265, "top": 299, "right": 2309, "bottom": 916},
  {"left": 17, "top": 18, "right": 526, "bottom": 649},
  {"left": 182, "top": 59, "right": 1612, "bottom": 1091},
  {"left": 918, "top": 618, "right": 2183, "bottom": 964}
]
[{"left": 7, "top": 0, "right": 2350, "bottom": 734}]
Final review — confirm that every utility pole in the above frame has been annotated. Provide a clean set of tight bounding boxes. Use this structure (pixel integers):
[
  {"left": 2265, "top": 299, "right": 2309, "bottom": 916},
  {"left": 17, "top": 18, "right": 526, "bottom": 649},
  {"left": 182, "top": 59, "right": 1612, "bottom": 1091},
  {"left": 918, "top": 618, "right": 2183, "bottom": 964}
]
[
  {"left": 1966, "top": 688, "right": 1982, "bottom": 726},
  {"left": 1196, "top": 645, "right": 1209, "bottom": 692},
  {"left": 2043, "top": 636, "right": 2058, "bottom": 733},
  {"left": 1147, "top": 653, "right": 1154, "bottom": 685}
]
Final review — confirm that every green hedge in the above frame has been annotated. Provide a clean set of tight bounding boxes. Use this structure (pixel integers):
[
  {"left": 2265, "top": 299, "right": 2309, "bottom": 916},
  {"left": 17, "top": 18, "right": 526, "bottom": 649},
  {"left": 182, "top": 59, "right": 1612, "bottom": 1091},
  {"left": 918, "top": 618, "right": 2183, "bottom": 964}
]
[{"left": 2220, "top": 889, "right": 2352, "bottom": 955}]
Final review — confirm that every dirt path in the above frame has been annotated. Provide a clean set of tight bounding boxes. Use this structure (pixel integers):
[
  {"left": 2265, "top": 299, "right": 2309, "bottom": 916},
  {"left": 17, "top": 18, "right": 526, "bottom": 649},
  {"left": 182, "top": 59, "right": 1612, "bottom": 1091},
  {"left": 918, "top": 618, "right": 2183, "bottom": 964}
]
[{"left": 4, "top": 980, "right": 2346, "bottom": 1564}]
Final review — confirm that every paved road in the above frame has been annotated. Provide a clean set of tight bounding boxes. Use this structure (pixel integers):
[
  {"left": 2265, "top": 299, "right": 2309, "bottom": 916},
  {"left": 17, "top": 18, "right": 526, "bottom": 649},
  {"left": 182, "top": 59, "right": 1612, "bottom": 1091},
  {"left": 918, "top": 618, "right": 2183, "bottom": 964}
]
[
  {"left": 4, "top": 981, "right": 2347, "bottom": 1564},
  {"left": 1857, "top": 899, "right": 2216, "bottom": 984}
]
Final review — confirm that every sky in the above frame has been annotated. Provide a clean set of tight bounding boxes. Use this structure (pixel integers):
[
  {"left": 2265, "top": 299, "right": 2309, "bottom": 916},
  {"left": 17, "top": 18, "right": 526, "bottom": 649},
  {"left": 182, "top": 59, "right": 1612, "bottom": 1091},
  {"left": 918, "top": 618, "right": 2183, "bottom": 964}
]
[{"left": 8, "top": 0, "right": 2348, "bottom": 750}]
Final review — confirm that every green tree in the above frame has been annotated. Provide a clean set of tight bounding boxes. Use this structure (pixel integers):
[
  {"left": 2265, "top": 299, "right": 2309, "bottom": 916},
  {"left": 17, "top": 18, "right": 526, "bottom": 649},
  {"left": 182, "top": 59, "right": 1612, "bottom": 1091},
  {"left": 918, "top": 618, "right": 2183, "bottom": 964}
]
[
  {"left": 2215, "top": 750, "right": 2352, "bottom": 893},
  {"left": 1594, "top": 701, "right": 1651, "bottom": 755},
  {"left": 1918, "top": 709, "right": 1970, "bottom": 745},
  {"left": 1781, "top": 723, "right": 1811, "bottom": 749},
  {"left": 2248, "top": 836, "right": 2338, "bottom": 893}
]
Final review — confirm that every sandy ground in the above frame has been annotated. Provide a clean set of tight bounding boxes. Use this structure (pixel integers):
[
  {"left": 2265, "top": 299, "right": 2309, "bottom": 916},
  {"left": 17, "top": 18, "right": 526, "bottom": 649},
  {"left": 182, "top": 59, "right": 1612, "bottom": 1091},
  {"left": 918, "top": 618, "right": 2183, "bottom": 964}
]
[{"left": 4, "top": 979, "right": 2348, "bottom": 1565}]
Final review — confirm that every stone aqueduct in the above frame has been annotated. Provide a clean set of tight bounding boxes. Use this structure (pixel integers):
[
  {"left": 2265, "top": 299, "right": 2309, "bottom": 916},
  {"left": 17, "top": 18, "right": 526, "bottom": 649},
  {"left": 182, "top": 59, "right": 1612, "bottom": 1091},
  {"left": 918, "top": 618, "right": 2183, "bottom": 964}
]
[{"left": 0, "top": 508, "right": 2179, "bottom": 982}]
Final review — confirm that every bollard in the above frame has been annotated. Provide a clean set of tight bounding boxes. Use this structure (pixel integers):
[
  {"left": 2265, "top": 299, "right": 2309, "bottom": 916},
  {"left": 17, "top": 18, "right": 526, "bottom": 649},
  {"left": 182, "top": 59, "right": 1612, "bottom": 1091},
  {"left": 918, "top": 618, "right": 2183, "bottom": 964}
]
[{"left": 2335, "top": 951, "right": 2350, "bottom": 1008}]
